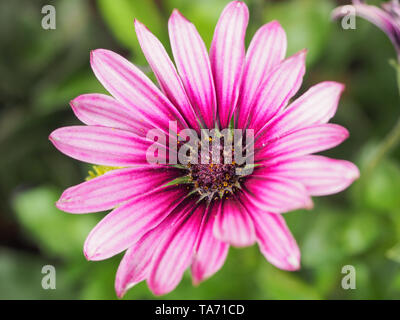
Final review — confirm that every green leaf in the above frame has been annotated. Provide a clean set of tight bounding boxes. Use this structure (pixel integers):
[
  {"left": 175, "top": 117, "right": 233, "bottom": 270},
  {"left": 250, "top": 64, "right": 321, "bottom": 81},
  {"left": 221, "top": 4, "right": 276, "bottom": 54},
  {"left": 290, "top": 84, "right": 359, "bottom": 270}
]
[
  {"left": 257, "top": 264, "right": 322, "bottom": 299},
  {"left": 33, "top": 70, "right": 106, "bottom": 114},
  {"left": 264, "top": 0, "right": 333, "bottom": 66},
  {"left": 13, "top": 186, "right": 99, "bottom": 260},
  {"left": 387, "top": 242, "right": 400, "bottom": 264},
  {"left": 0, "top": 248, "right": 74, "bottom": 299},
  {"left": 301, "top": 208, "right": 380, "bottom": 266},
  {"left": 339, "top": 212, "right": 380, "bottom": 255},
  {"left": 364, "top": 159, "right": 400, "bottom": 211},
  {"left": 301, "top": 209, "right": 347, "bottom": 267},
  {"left": 97, "top": 0, "right": 165, "bottom": 59}
]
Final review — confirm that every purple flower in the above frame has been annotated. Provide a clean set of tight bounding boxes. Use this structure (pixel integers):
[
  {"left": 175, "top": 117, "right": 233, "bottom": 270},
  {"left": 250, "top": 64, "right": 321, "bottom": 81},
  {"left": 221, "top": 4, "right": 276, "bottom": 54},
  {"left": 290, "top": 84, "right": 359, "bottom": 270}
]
[
  {"left": 333, "top": 0, "right": 400, "bottom": 59},
  {"left": 50, "top": 1, "right": 359, "bottom": 297}
]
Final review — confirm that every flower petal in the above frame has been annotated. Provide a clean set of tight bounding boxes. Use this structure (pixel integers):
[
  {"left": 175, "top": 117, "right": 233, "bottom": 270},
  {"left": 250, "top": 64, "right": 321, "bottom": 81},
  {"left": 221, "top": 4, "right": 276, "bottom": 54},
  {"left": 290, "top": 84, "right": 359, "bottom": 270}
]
[
  {"left": 210, "top": 1, "right": 249, "bottom": 128},
  {"left": 238, "top": 50, "right": 306, "bottom": 132},
  {"left": 84, "top": 186, "right": 187, "bottom": 261},
  {"left": 114, "top": 205, "right": 185, "bottom": 298},
  {"left": 134, "top": 20, "right": 200, "bottom": 132},
  {"left": 213, "top": 197, "right": 256, "bottom": 247},
  {"left": 248, "top": 205, "right": 300, "bottom": 271},
  {"left": 90, "top": 49, "right": 187, "bottom": 133},
  {"left": 148, "top": 203, "right": 204, "bottom": 295},
  {"left": 191, "top": 206, "right": 229, "bottom": 285},
  {"left": 243, "top": 175, "right": 313, "bottom": 214},
  {"left": 168, "top": 9, "right": 217, "bottom": 129},
  {"left": 268, "top": 155, "right": 360, "bottom": 196},
  {"left": 333, "top": 2, "right": 400, "bottom": 53},
  {"left": 115, "top": 230, "right": 159, "bottom": 298},
  {"left": 266, "top": 82, "right": 345, "bottom": 139},
  {"left": 70, "top": 93, "right": 148, "bottom": 135},
  {"left": 237, "top": 21, "right": 287, "bottom": 127},
  {"left": 256, "top": 124, "right": 349, "bottom": 162},
  {"left": 49, "top": 126, "right": 154, "bottom": 166},
  {"left": 56, "top": 166, "right": 180, "bottom": 213}
]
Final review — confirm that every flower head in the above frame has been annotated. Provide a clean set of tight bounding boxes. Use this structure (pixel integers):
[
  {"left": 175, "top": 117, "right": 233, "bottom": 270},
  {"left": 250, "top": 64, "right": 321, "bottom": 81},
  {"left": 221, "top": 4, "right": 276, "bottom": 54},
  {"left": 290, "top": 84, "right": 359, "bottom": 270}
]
[
  {"left": 333, "top": 0, "right": 400, "bottom": 59},
  {"left": 50, "top": 1, "right": 359, "bottom": 297}
]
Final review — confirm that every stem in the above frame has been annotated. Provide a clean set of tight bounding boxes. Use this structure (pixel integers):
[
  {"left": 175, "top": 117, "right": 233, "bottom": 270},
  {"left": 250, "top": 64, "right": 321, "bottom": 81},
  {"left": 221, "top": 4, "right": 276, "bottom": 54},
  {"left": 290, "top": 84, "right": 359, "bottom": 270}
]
[
  {"left": 365, "top": 116, "right": 400, "bottom": 174},
  {"left": 365, "top": 60, "right": 400, "bottom": 175}
]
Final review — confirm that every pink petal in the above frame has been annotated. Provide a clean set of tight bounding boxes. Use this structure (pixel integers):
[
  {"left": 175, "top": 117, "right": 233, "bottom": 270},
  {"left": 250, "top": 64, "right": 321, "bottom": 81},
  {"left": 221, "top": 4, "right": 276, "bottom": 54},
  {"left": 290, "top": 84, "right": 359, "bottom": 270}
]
[
  {"left": 238, "top": 50, "right": 306, "bottom": 132},
  {"left": 333, "top": 2, "right": 400, "bottom": 54},
  {"left": 248, "top": 205, "right": 300, "bottom": 271},
  {"left": 266, "top": 82, "right": 345, "bottom": 139},
  {"left": 210, "top": 1, "right": 249, "bottom": 128},
  {"left": 49, "top": 126, "right": 153, "bottom": 166},
  {"left": 256, "top": 124, "right": 349, "bottom": 162},
  {"left": 70, "top": 93, "right": 149, "bottom": 135},
  {"left": 148, "top": 203, "right": 204, "bottom": 295},
  {"left": 168, "top": 9, "right": 217, "bottom": 129},
  {"left": 115, "top": 231, "right": 157, "bottom": 298},
  {"left": 213, "top": 197, "right": 256, "bottom": 247},
  {"left": 84, "top": 186, "right": 187, "bottom": 261},
  {"left": 90, "top": 49, "right": 187, "bottom": 133},
  {"left": 243, "top": 176, "right": 313, "bottom": 214},
  {"left": 268, "top": 155, "right": 360, "bottom": 196},
  {"left": 237, "top": 21, "right": 287, "bottom": 127},
  {"left": 134, "top": 20, "right": 200, "bottom": 132},
  {"left": 56, "top": 166, "right": 179, "bottom": 213},
  {"left": 191, "top": 207, "right": 229, "bottom": 285},
  {"left": 115, "top": 199, "right": 194, "bottom": 298}
]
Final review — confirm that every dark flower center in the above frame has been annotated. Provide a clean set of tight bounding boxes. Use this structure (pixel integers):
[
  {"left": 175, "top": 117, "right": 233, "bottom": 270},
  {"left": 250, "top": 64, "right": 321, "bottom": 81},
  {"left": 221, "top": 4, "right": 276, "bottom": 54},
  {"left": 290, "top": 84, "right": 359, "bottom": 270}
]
[{"left": 186, "top": 137, "right": 242, "bottom": 200}]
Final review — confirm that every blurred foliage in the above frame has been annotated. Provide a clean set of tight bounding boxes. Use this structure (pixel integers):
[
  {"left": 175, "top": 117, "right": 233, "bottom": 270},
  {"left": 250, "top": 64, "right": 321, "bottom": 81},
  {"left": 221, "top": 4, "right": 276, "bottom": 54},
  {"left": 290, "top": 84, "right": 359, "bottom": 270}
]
[
  {"left": 1, "top": 0, "right": 400, "bottom": 300},
  {"left": 264, "top": 0, "right": 334, "bottom": 65},
  {"left": 97, "top": 0, "right": 165, "bottom": 61}
]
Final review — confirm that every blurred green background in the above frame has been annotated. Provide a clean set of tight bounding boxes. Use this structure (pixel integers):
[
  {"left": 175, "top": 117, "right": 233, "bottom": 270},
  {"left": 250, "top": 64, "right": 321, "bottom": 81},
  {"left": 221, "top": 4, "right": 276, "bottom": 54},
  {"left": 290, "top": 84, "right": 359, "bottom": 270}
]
[{"left": 1, "top": 0, "right": 400, "bottom": 299}]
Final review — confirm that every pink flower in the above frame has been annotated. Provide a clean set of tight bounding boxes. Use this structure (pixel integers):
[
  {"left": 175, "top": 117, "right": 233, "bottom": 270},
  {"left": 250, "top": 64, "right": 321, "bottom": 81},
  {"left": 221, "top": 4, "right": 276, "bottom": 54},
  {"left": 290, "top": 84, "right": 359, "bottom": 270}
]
[
  {"left": 333, "top": 0, "right": 400, "bottom": 59},
  {"left": 50, "top": 1, "right": 359, "bottom": 297}
]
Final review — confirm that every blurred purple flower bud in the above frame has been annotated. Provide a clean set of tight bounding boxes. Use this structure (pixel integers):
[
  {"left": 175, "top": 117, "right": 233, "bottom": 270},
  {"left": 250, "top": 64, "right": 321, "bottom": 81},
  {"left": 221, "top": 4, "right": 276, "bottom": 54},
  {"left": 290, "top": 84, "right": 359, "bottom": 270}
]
[{"left": 333, "top": 0, "right": 400, "bottom": 60}]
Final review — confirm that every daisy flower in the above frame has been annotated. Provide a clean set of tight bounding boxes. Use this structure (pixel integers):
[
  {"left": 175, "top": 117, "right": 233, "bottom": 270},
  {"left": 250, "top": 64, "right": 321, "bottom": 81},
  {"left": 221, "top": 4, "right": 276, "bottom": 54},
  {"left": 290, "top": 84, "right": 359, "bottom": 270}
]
[{"left": 50, "top": 1, "right": 359, "bottom": 297}]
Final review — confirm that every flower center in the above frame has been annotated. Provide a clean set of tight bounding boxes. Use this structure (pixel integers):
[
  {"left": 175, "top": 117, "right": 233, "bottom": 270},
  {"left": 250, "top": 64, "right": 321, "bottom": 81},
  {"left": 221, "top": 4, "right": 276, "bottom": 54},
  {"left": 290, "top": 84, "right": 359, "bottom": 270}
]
[{"left": 186, "top": 137, "right": 241, "bottom": 200}]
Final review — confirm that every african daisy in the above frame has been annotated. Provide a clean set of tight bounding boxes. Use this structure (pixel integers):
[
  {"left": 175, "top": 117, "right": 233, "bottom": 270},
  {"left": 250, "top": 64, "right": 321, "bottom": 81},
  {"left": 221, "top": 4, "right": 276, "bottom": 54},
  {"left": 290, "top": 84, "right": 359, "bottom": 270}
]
[{"left": 50, "top": 1, "right": 359, "bottom": 297}]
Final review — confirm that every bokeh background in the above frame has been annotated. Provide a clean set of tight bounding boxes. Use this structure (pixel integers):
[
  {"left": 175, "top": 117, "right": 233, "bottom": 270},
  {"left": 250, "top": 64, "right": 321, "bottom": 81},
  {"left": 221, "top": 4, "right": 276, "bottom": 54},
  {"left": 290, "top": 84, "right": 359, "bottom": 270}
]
[{"left": 1, "top": 0, "right": 400, "bottom": 299}]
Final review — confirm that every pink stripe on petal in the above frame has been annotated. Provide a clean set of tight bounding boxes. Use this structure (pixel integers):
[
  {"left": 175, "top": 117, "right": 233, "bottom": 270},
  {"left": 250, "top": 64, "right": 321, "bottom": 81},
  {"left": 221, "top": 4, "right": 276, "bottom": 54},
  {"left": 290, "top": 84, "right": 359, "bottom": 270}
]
[
  {"left": 56, "top": 166, "right": 179, "bottom": 214},
  {"left": 248, "top": 207, "right": 300, "bottom": 271},
  {"left": 90, "top": 49, "right": 187, "bottom": 133},
  {"left": 115, "top": 232, "right": 158, "bottom": 298},
  {"left": 134, "top": 20, "right": 200, "bottom": 132},
  {"left": 191, "top": 206, "right": 229, "bottom": 285},
  {"left": 49, "top": 126, "right": 153, "bottom": 166},
  {"left": 168, "top": 10, "right": 217, "bottom": 129},
  {"left": 210, "top": 1, "right": 249, "bottom": 128},
  {"left": 256, "top": 124, "right": 349, "bottom": 162},
  {"left": 237, "top": 21, "right": 287, "bottom": 127},
  {"left": 70, "top": 93, "right": 149, "bottom": 135},
  {"left": 115, "top": 199, "right": 194, "bottom": 298},
  {"left": 240, "top": 50, "right": 306, "bottom": 133},
  {"left": 148, "top": 204, "right": 204, "bottom": 295},
  {"left": 84, "top": 186, "right": 187, "bottom": 261},
  {"left": 243, "top": 176, "right": 313, "bottom": 214},
  {"left": 268, "top": 155, "right": 360, "bottom": 196},
  {"left": 266, "top": 82, "right": 345, "bottom": 139},
  {"left": 213, "top": 197, "right": 256, "bottom": 247}
]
